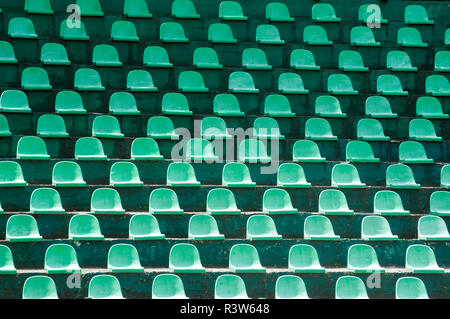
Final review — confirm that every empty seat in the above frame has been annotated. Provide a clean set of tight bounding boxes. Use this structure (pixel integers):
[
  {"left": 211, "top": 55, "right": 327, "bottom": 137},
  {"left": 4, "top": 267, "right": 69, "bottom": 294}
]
[
  {"left": 17, "top": 136, "right": 50, "bottom": 160},
  {"left": 60, "top": 20, "right": 89, "bottom": 40},
  {"left": 416, "top": 96, "right": 448, "bottom": 119},
  {"left": 290, "top": 49, "right": 320, "bottom": 70},
  {"left": 188, "top": 214, "right": 224, "bottom": 240},
  {"left": 238, "top": 139, "right": 271, "bottom": 163},
  {"left": 219, "top": 1, "right": 247, "bottom": 20},
  {"left": 8, "top": 17, "right": 37, "bottom": 38},
  {"left": 377, "top": 74, "right": 408, "bottom": 95},
  {"left": 229, "top": 244, "right": 265, "bottom": 273},
  {"left": 332, "top": 163, "right": 366, "bottom": 188},
  {"left": 0, "top": 41, "right": 17, "bottom": 63},
  {"left": 21, "top": 67, "right": 52, "bottom": 90},
  {"left": 435, "top": 51, "right": 450, "bottom": 72},
  {"left": 69, "top": 214, "right": 104, "bottom": 241},
  {"left": 91, "top": 188, "right": 125, "bottom": 214},
  {"left": 25, "top": 0, "right": 53, "bottom": 14},
  {"left": 365, "top": 96, "right": 397, "bottom": 118},
  {"left": 303, "top": 25, "right": 332, "bottom": 45},
  {"left": 75, "top": 137, "right": 107, "bottom": 160},
  {"left": 129, "top": 214, "right": 165, "bottom": 240},
  {"left": 37, "top": 114, "right": 69, "bottom": 138},
  {"left": 93, "top": 44, "right": 122, "bottom": 67},
  {"left": 315, "top": 95, "right": 346, "bottom": 117},
  {"left": 162, "top": 92, "right": 193, "bottom": 115},
  {"left": 44, "top": 244, "right": 81, "bottom": 274},
  {"left": 88, "top": 275, "right": 123, "bottom": 299},
  {"left": 0, "top": 90, "right": 31, "bottom": 113},
  {"left": 207, "top": 188, "right": 241, "bottom": 215},
  {"left": 358, "top": 4, "right": 387, "bottom": 24},
  {"left": 166, "top": 162, "right": 200, "bottom": 187},
  {"left": 77, "top": 0, "right": 103, "bottom": 16},
  {"left": 214, "top": 93, "right": 244, "bottom": 116},
  {"left": 256, "top": 24, "right": 284, "bottom": 44},
  {"left": 327, "top": 74, "right": 358, "bottom": 95},
  {"left": 409, "top": 119, "right": 442, "bottom": 141},
  {"left": 263, "top": 188, "right": 297, "bottom": 215},
  {"left": 405, "top": 5, "right": 433, "bottom": 24},
  {"left": 52, "top": 161, "right": 86, "bottom": 187},
  {"left": 441, "top": 165, "right": 450, "bottom": 189},
  {"left": 357, "top": 118, "right": 389, "bottom": 141},
  {"left": 399, "top": 141, "right": 433, "bottom": 164},
  {"left": 398, "top": 27, "right": 427, "bottom": 47},
  {"left": 172, "top": 0, "right": 199, "bottom": 18},
  {"left": 305, "top": 118, "right": 337, "bottom": 140},
  {"left": 430, "top": 191, "right": 449, "bottom": 216},
  {"left": 396, "top": 277, "right": 429, "bottom": 299},
  {"left": 361, "top": 216, "right": 398, "bottom": 241},
  {"left": 185, "top": 138, "right": 218, "bottom": 161},
  {"left": 208, "top": 23, "right": 237, "bottom": 43},
  {"left": 152, "top": 274, "right": 188, "bottom": 299},
  {"left": 143, "top": 46, "right": 173, "bottom": 67},
  {"left": 149, "top": 188, "right": 184, "bottom": 214},
  {"left": 247, "top": 215, "right": 282, "bottom": 240},
  {"left": 253, "top": 117, "right": 284, "bottom": 139},
  {"left": 418, "top": 215, "right": 450, "bottom": 241},
  {"left": 347, "top": 244, "right": 384, "bottom": 273},
  {"left": 386, "top": 164, "right": 420, "bottom": 189},
  {"left": 0, "top": 114, "right": 11, "bottom": 137},
  {"left": 264, "top": 94, "right": 295, "bottom": 117},
  {"left": 319, "top": 189, "right": 354, "bottom": 215},
  {"left": 127, "top": 70, "right": 158, "bottom": 92},
  {"left": 304, "top": 215, "right": 339, "bottom": 240},
  {"left": 30, "top": 188, "right": 64, "bottom": 214},
  {"left": 386, "top": 51, "right": 417, "bottom": 71},
  {"left": 131, "top": 138, "right": 163, "bottom": 161},
  {"left": 147, "top": 116, "right": 179, "bottom": 140},
  {"left": 6, "top": 215, "right": 42, "bottom": 242},
  {"left": 0, "top": 245, "right": 16, "bottom": 274},
  {"left": 405, "top": 244, "right": 444, "bottom": 273},
  {"left": 293, "top": 140, "right": 325, "bottom": 162},
  {"left": 160, "top": 22, "right": 188, "bottom": 42},
  {"left": 215, "top": 274, "right": 249, "bottom": 299},
  {"left": 338, "top": 50, "right": 368, "bottom": 72},
  {"left": 346, "top": 141, "right": 380, "bottom": 163},
  {"left": 178, "top": 71, "right": 209, "bottom": 92},
  {"left": 289, "top": 244, "right": 325, "bottom": 273},
  {"left": 41, "top": 43, "right": 70, "bottom": 65},
  {"left": 229, "top": 71, "right": 258, "bottom": 93},
  {"left": 201, "top": 116, "right": 232, "bottom": 139},
  {"left": 374, "top": 190, "right": 410, "bottom": 215},
  {"left": 277, "top": 163, "right": 311, "bottom": 188},
  {"left": 426, "top": 74, "right": 450, "bottom": 96},
  {"left": 350, "top": 26, "right": 380, "bottom": 46},
  {"left": 110, "top": 162, "right": 143, "bottom": 187},
  {"left": 278, "top": 73, "right": 309, "bottom": 94},
  {"left": 312, "top": 3, "right": 340, "bottom": 21},
  {"left": 335, "top": 276, "right": 369, "bottom": 299},
  {"left": 108, "top": 244, "right": 144, "bottom": 273},
  {"left": 0, "top": 161, "right": 27, "bottom": 187},
  {"left": 92, "top": 115, "right": 124, "bottom": 138},
  {"left": 242, "top": 48, "right": 272, "bottom": 70},
  {"left": 275, "top": 275, "right": 309, "bottom": 299},
  {"left": 55, "top": 91, "right": 86, "bottom": 114},
  {"left": 193, "top": 47, "right": 222, "bottom": 69},
  {"left": 266, "top": 2, "right": 294, "bottom": 22},
  {"left": 124, "top": 0, "right": 152, "bottom": 18},
  {"left": 74, "top": 68, "right": 105, "bottom": 91},
  {"left": 109, "top": 92, "right": 140, "bottom": 115},
  {"left": 446, "top": 28, "right": 450, "bottom": 46},
  {"left": 169, "top": 243, "right": 205, "bottom": 273},
  {"left": 22, "top": 276, "right": 57, "bottom": 299},
  {"left": 222, "top": 162, "right": 256, "bottom": 187},
  {"left": 111, "top": 21, "right": 139, "bottom": 42}
]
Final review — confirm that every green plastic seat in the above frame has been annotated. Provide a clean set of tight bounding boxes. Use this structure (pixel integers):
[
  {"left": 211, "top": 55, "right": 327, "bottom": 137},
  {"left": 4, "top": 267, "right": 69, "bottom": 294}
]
[
  {"left": 303, "top": 25, "right": 332, "bottom": 45},
  {"left": 346, "top": 140, "right": 380, "bottom": 163},
  {"left": 416, "top": 96, "right": 448, "bottom": 119},
  {"left": 111, "top": 21, "right": 139, "bottom": 42},
  {"left": 377, "top": 74, "right": 407, "bottom": 95},
  {"left": 315, "top": 95, "right": 346, "bottom": 118},
  {"left": 305, "top": 118, "right": 337, "bottom": 140},
  {"left": 222, "top": 162, "right": 256, "bottom": 188},
  {"left": 185, "top": 138, "right": 218, "bottom": 161},
  {"left": 357, "top": 118, "right": 389, "bottom": 141},
  {"left": 0, "top": 90, "right": 31, "bottom": 113},
  {"left": 304, "top": 215, "right": 339, "bottom": 240},
  {"left": 8, "top": 17, "right": 37, "bottom": 38},
  {"left": 207, "top": 188, "right": 241, "bottom": 215},
  {"left": 69, "top": 214, "right": 104, "bottom": 240},
  {"left": 0, "top": 161, "right": 27, "bottom": 187},
  {"left": 358, "top": 4, "right": 387, "bottom": 24},
  {"left": 398, "top": 27, "right": 427, "bottom": 47},
  {"left": 0, "top": 114, "right": 11, "bottom": 136},
  {"left": 124, "top": 0, "right": 152, "bottom": 18},
  {"left": 91, "top": 188, "right": 125, "bottom": 214},
  {"left": 41, "top": 43, "right": 70, "bottom": 65},
  {"left": 399, "top": 141, "right": 433, "bottom": 164},
  {"left": 278, "top": 73, "right": 309, "bottom": 94},
  {"left": 246, "top": 215, "right": 282, "bottom": 240},
  {"left": 418, "top": 215, "right": 450, "bottom": 241},
  {"left": 365, "top": 96, "right": 397, "bottom": 118},
  {"left": 52, "top": 161, "right": 86, "bottom": 187},
  {"left": 386, "top": 164, "right": 420, "bottom": 189},
  {"left": 396, "top": 277, "right": 429, "bottom": 299},
  {"left": 208, "top": 23, "right": 237, "bottom": 43},
  {"left": 350, "top": 26, "right": 380, "bottom": 46},
  {"left": 361, "top": 216, "right": 398, "bottom": 241},
  {"left": 253, "top": 117, "right": 284, "bottom": 140},
  {"left": 149, "top": 187, "right": 183, "bottom": 215},
  {"left": 147, "top": 116, "right": 179, "bottom": 140},
  {"left": 92, "top": 115, "right": 124, "bottom": 138},
  {"left": 88, "top": 275, "right": 124, "bottom": 299},
  {"left": 213, "top": 93, "right": 244, "bottom": 116},
  {"left": 152, "top": 274, "right": 188, "bottom": 299},
  {"left": 127, "top": 70, "right": 157, "bottom": 92},
  {"left": 162, "top": 92, "right": 193, "bottom": 115},
  {"left": 178, "top": 71, "right": 209, "bottom": 92},
  {"left": 335, "top": 276, "right": 369, "bottom": 299},
  {"left": 110, "top": 162, "right": 143, "bottom": 187},
  {"left": 426, "top": 75, "right": 450, "bottom": 96},
  {"left": 435, "top": 51, "right": 450, "bottom": 72},
  {"left": 172, "top": 0, "right": 199, "bottom": 18},
  {"left": 263, "top": 188, "right": 297, "bottom": 215},
  {"left": 238, "top": 139, "right": 271, "bottom": 163},
  {"left": 446, "top": 29, "right": 450, "bottom": 46},
  {"left": 409, "top": 119, "right": 442, "bottom": 141},
  {"left": 256, "top": 24, "right": 284, "bottom": 44},
  {"left": 55, "top": 91, "right": 86, "bottom": 114},
  {"left": 0, "top": 41, "right": 17, "bottom": 63},
  {"left": 75, "top": 137, "right": 107, "bottom": 161},
  {"left": 74, "top": 68, "right": 105, "bottom": 91},
  {"left": 242, "top": 48, "right": 272, "bottom": 70},
  {"left": 331, "top": 163, "right": 366, "bottom": 188},
  {"left": 6, "top": 215, "right": 42, "bottom": 242},
  {"left": 328, "top": 74, "right": 358, "bottom": 95},
  {"left": 430, "top": 191, "right": 449, "bottom": 216},
  {"left": 0, "top": 245, "right": 16, "bottom": 274},
  {"left": 347, "top": 244, "right": 384, "bottom": 273},
  {"left": 229, "top": 244, "right": 265, "bottom": 273},
  {"left": 60, "top": 20, "right": 89, "bottom": 40},
  {"left": 201, "top": 116, "right": 232, "bottom": 139},
  {"left": 22, "top": 276, "right": 57, "bottom": 299},
  {"left": 405, "top": 244, "right": 444, "bottom": 273},
  {"left": 108, "top": 244, "right": 144, "bottom": 273},
  {"left": 219, "top": 1, "right": 247, "bottom": 20},
  {"left": 266, "top": 2, "right": 294, "bottom": 22},
  {"left": 405, "top": 5, "right": 433, "bottom": 24},
  {"left": 76, "top": 0, "right": 103, "bottom": 16},
  {"left": 312, "top": 3, "right": 341, "bottom": 22},
  {"left": 275, "top": 275, "right": 309, "bottom": 299},
  {"left": 143, "top": 46, "right": 173, "bottom": 68},
  {"left": 387, "top": 51, "right": 417, "bottom": 71},
  {"left": 188, "top": 214, "right": 224, "bottom": 240},
  {"left": 441, "top": 165, "right": 450, "bottom": 189},
  {"left": 290, "top": 49, "right": 320, "bottom": 70},
  {"left": 289, "top": 244, "right": 325, "bottom": 273},
  {"left": 169, "top": 243, "right": 205, "bottom": 273},
  {"left": 25, "top": 0, "right": 53, "bottom": 14},
  {"left": 17, "top": 136, "right": 50, "bottom": 160},
  {"left": 37, "top": 114, "right": 68, "bottom": 138},
  {"left": 131, "top": 138, "right": 163, "bottom": 161},
  {"left": 293, "top": 140, "right": 325, "bottom": 162},
  {"left": 193, "top": 47, "right": 222, "bottom": 69},
  {"left": 339, "top": 50, "right": 368, "bottom": 72},
  {"left": 93, "top": 44, "right": 122, "bottom": 67},
  {"left": 215, "top": 274, "right": 249, "bottom": 299},
  {"left": 319, "top": 189, "right": 354, "bottom": 215},
  {"left": 30, "top": 188, "right": 65, "bottom": 214},
  {"left": 264, "top": 94, "right": 295, "bottom": 117},
  {"left": 21, "top": 67, "right": 52, "bottom": 90},
  {"left": 229, "top": 71, "right": 259, "bottom": 93},
  {"left": 277, "top": 163, "right": 311, "bottom": 188},
  {"left": 374, "top": 190, "right": 410, "bottom": 215},
  {"left": 129, "top": 214, "right": 165, "bottom": 240},
  {"left": 166, "top": 162, "right": 200, "bottom": 187},
  {"left": 44, "top": 244, "right": 81, "bottom": 274},
  {"left": 109, "top": 92, "right": 140, "bottom": 115},
  {"left": 160, "top": 22, "right": 188, "bottom": 42}
]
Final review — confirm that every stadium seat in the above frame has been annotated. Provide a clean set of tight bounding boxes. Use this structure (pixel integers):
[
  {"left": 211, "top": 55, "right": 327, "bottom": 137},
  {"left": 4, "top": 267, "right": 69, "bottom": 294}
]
[
  {"left": 21, "top": 67, "right": 52, "bottom": 90},
  {"left": 263, "top": 188, "right": 297, "bottom": 215},
  {"left": 399, "top": 141, "right": 433, "bottom": 164},
  {"left": 37, "top": 114, "right": 69, "bottom": 138},
  {"left": 409, "top": 119, "right": 442, "bottom": 141},
  {"left": 253, "top": 117, "right": 284, "bottom": 139},
  {"left": 52, "top": 161, "right": 86, "bottom": 187},
  {"left": 229, "top": 71, "right": 258, "bottom": 93},
  {"left": 246, "top": 215, "right": 282, "bottom": 240},
  {"left": 405, "top": 244, "right": 444, "bottom": 273},
  {"left": 335, "top": 276, "right": 369, "bottom": 299},
  {"left": 327, "top": 74, "right": 358, "bottom": 95},
  {"left": 91, "top": 188, "right": 125, "bottom": 214},
  {"left": 6, "top": 215, "right": 42, "bottom": 242},
  {"left": 147, "top": 116, "right": 179, "bottom": 140},
  {"left": 60, "top": 20, "right": 90, "bottom": 40},
  {"left": 357, "top": 119, "right": 390, "bottom": 141},
  {"left": 129, "top": 214, "right": 165, "bottom": 240},
  {"left": 22, "top": 276, "right": 57, "bottom": 299},
  {"left": 434, "top": 51, "right": 450, "bottom": 72},
  {"left": 188, "top": 214, "right": 224, "bottom": 240},
  {"left": 185, "top": 138, "right": 218, "bottom": 161},
  {"left": 396, "top": 277, "right": 429, "bottom": 299},
  {"left": 0, "top": 114, "right": 11, "bottom": 136},
  {"left": 416, "top": 96, "right": 448, "bottom": 119},
  {"left": 426, "top": 75, "right": 450, "bottom": 96},
  {"left": 445, "top": 28, "right": 450, "bottom": 45},
  {"left": 331, "top": 163, "right": 366, "bottom": 188},
  {"left": 75, "top": 137, "right": 107, "bottom": 160},
  {"left": 398, "top": 27, "right": 427, "bottom": 47},
  {"left": 68, "top": 214, "right": 104, "bottom": 241},
  {"left": 374, "top": 190, "right": 410, "bottom": 215},
  {"left": 55, "top": 91, "right": 86, "bottom": 114},
  {"left": 17, "top": 136, "right": 50, "bottom": 160},
  {"left": 386, "top": 164, "right": 421, "bottom": 189},
  {"left": 304, "top": 215, "right": 340, "bottom": 240},
  {"left": 124, "top": 0, "right": 152, "bottom": 18},
  {"left": 238, "top": 139, "right": 271, "bottom": 163},
  {"left": 430, "top": 191, "right": 449, "bottom": 216},
  {"left": 266, "top": 2, "right": 294, "bottom": 22},
  {"left": 229, "top": 244, "right": 265, "bottom": 273},
  {"left": 143, "top": 46, "right": 173, "bottom": 67},
  {"left": 213, "top": 93, "right": 245, "bottom": 116},
  {"left": 350, "top": 26, "right": 380, "bottom": 46},
  {"left": 0, "top": 245, "right": 16, "bottom": 274},
  {"left": 312, "top": 3, "right": 341, "bottom": 22},
  {"left": 193, "top": 47, "right": 222, "bottom": 69},
  {"left": 208, "top": 23, "right": 237, "bottom": 43},
  {"left": 172, "top": 0, "right": 199, "bottom": 18},
  {"left": 365, "top": 96, "right": 397, "bottom": 118},
  {"left": 338, "top": 50, "right": 368, "bottom": 72},
  {"left": 347, "top": 244, "right": 385, "bottom": 273},
  {"left": 160, "top": 22, "right": 188, "bottom": 42},
  {"left": 278, "top": 73, "right": 309, "bottom": 94},
  {"left": 127, "top": 70, "right": 158, "bottom": 92},
  {"left": 319, "top": 189, "right": 354, "bottom": 215},
  {"left": 149, "top": 188, "right": 184, "bottom": 214},
  {"left": 201, "top": 116, "right": 232, "bottom": 139},
  {"left": 0, "top": 161, "right": 27, "bottom": 187},
  {"left": 290, "top": 49, "right": 320, "bottom": 70},
  {"left": 25, "top": 0, "right": 53, "bottom": 14},
  {"left": 315, "top": 95, "right": 346, "bottom": 117},
  {"left": 303, "top": 25, "right": 332, "bottom": 45},
  {"left": 264, "top": 95, "right": 295, "bottom": 117},
  {"left": 152, "top": 274, "right": 188, "bottom": 299},
  {"left": 404, "top": 5, "right": 434, "bottom": 24},
  {"left": 256, "top": 24, "right": 285, "bottom": 44},
  {"left": 8, "top": 17, "right": 38, "bottom": 38},
  {"left": 178, "top": 71, "right": 209, "bottom": 92},
  {"left": 242, "top": 48, "right": 272, "bottom": 70},
  {"left": 88, "top": 275, "right": 124, "bottom": 299},
  {"left": 386, "top": 51, "right": 417, "bottom": 71},
  {"left": 109, "top": 92, "right": 140, "bottom": 115},
  {"left": 110, "top": 162, "right": 143, "bottom": 187},
  {"left": 30, "top": 188, "right": 64, "bottom": 214},
  {"left": 293, "top": 140, "right": 325, "bottom": 162},
  {"left": 219, "top": 1, "right": 247, "bottom": 20},
  {"left": 215, "top": 275, "right": 249, "bottom": 299},
  {"left": 169, "top": 243, "right": 205, "bottom": 273},
  {"left": 275, "top": 275, "right": 309, "bottom": 299},
  {"left": 166, "top": 162, "right": 201, "bottom": 187},
  {"left": 441, "top": 165, "right": 450, "bottom": 188},
  {"left": 207, "top": 188, "right": 241, "bottom": 215},
  {"left": 93, "top": 44, "right": 122, "bottom": 67},
  {"left": 346, "top": 141, "right": 380, "bottom": 163},
  {"left": 41, "top": 43, "right": 70, "bottom": 65},
  {"left": 361, "top": 216, "right": 398, "bottom": 241},
  {"left": 162, "top": 92, "right": 193, "bottom": 115},
  {"left": 111, "top": 21, "right": 139, "bottom": 42},
  {"left": 358, "top": 4, "right": 386, "bottom": 24},
  {"left": 92, "top": 115, "right": 124, "bottom": 138},
  {"left": 107, "top": 244, "right": 144, "bottom": 273},
  {"left": 418, "top": 215, "right": 450, "bottom": 241},
  {"left": 77, "top": 0, "right": 103, "bottom": 16},
  {"left": 305, "top": 118, "right": 337, "bottom": 140},
  {"left": 0, "top": 41, "right": 17, "bottom": 63},
  {"left": 131, "top": 138, "right": 164, "bottom": 161},
  {"left": 44, "top": 244, "right": 81, "bottom": 274},
  {"left": 377, "top": 74, "right": 408, "bottom": 95},
  {"left": 222, "top": 162, "right": 256, "bottom": 188},
  {"left": 289, "top": 244, "right": 325, "bottom": 273},
  {"left": 0, "top": 90, "right": 31, "bottom": 113},
  {"left": 74, "top": 68, "right": 105, "bottom": 91},
  {"left": 277, "top": 163, "right": 312, "bottom": 188}
]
